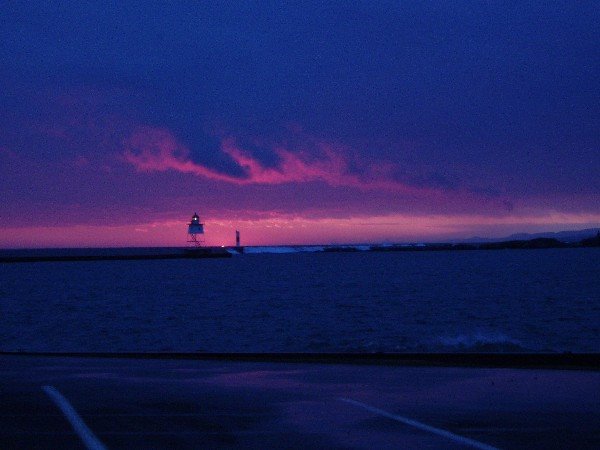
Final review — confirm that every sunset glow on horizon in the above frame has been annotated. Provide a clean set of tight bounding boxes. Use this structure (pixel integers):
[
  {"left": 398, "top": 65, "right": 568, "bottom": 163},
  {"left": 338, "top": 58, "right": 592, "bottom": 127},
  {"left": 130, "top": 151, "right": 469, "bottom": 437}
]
[{"left": 2, "top": 211, "right": 600, "bottom": 249}]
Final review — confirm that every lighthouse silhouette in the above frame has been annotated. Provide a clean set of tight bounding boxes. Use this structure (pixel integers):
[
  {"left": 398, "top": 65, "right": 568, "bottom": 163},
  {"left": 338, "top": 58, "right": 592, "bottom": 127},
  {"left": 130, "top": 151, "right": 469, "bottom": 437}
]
[{"left": 187, "top": 212, "right": 205, "bottom": 247}]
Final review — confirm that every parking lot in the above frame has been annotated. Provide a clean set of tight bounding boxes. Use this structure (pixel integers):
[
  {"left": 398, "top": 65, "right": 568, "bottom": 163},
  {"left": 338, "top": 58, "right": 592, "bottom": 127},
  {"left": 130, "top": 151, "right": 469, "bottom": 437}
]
[{"left": 1, "top": 354, "right": 598, "bottom": 449}]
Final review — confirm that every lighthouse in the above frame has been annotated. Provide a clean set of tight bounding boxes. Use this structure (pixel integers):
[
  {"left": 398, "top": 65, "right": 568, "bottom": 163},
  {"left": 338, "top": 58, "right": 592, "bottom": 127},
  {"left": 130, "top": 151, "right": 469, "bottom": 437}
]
[{"left": 187, "top": 212, "right": 205, "bottom": 247}]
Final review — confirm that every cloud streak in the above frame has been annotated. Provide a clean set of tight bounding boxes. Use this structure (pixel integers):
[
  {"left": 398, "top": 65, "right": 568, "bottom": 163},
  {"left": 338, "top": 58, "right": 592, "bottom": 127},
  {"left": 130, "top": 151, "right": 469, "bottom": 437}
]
[{"left": 123, "top": 127, "right": 425, "bottom": 194}]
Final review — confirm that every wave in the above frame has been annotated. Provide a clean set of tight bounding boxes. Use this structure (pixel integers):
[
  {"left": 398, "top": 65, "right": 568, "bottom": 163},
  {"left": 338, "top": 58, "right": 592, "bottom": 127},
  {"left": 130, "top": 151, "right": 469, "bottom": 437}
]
[
  {"left": 432, "top": 332, "right": 530, "bottom": 352},
  {"left": 242, "top": 245, "right": 373, "bottom": 254},
  {"left": 243, "top": 246, "right": 326, "bottom": 254}
]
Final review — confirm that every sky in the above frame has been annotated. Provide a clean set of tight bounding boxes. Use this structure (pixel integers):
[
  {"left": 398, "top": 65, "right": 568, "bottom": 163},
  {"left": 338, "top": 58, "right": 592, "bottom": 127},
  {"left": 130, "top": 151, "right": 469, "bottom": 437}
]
[{"left": 1, "top": 1, "right": 599, "bottom": 247}]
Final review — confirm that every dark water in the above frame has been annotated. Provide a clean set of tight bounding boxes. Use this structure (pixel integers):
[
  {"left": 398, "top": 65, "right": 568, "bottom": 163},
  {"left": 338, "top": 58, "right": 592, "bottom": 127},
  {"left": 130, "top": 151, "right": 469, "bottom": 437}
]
[{"left": 1, "top": 248, "right": 598, "bottom": 352}]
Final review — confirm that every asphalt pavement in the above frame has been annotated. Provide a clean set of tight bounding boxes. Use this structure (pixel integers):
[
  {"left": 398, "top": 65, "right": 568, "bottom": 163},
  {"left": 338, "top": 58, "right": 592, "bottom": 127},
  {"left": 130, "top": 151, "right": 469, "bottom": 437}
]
[{"left": 0, "top": 355, "right": 598, "bottom": 449}]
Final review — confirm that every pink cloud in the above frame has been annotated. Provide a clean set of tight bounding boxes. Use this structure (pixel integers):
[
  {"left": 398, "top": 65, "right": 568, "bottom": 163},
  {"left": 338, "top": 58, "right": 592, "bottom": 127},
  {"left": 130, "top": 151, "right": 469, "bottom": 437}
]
[
  {"left": 123, "top": 126, "right": 425, "bottom": 194},
  {"left": 123, "top": 127, "right": 239, "bottom": 183}
]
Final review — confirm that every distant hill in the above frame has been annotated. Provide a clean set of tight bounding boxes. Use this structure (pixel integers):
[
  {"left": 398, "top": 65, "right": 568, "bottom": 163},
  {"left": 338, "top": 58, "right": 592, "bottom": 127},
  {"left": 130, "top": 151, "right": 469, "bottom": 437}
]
[{"left": 462, "top": 228, "right": 599, "bottom": 244}]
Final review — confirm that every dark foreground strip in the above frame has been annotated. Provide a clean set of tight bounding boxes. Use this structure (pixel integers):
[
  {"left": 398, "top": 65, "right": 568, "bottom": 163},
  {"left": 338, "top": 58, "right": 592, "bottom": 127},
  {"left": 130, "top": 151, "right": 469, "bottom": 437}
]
[{"left": 2, "top": 352, "right": 598, "bottom": 370}]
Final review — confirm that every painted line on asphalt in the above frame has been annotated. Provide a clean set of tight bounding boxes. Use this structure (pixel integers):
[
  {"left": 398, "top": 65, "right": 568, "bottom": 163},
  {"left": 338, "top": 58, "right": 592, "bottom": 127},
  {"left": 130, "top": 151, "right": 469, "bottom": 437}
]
[
  {"left": 42, "top": 385, "right": 107, "bottom": 450},
  {"left": 339, "top": 397, "right": 499, "bottom": 450}
]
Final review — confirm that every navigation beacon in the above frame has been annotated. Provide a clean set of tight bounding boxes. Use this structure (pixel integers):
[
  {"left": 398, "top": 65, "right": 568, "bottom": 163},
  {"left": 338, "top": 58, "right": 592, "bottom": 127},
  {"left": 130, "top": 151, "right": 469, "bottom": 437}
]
[{"left": 187, "top": 212, "right": 205, "bottom": 247}]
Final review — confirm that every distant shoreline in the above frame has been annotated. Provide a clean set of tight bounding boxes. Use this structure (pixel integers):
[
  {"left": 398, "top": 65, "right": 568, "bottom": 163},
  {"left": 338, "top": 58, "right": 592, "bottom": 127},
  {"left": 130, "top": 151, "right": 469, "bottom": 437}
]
[
  {"left": 1, "top": 235, "right": 599, "bottom": 263},
  {"left": 247, "top": 235, "right": 600, "bottom": 254},
  {"left": 352, "top": 235, "right": 600, "bottom": 252}
]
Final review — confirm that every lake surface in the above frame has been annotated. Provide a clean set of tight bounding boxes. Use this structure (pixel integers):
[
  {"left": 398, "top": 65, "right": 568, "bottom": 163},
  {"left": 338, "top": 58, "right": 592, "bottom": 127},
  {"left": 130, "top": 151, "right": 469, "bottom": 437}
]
[{"left": 1, "top": 248, "right": 598, "bottom": 352}]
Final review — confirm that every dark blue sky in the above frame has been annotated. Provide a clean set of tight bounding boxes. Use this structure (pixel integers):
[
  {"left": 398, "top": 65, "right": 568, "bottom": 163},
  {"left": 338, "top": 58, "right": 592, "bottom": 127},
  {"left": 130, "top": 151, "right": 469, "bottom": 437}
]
[{"left": 1, "top": 1, "right": 598, "bottom": 245}]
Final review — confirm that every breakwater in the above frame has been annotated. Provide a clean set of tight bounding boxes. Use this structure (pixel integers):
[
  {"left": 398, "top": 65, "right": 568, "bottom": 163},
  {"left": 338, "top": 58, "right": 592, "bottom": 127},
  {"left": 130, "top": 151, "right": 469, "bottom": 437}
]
[{"left": 0, "top": 247, "right": 231, "bottom": 263}]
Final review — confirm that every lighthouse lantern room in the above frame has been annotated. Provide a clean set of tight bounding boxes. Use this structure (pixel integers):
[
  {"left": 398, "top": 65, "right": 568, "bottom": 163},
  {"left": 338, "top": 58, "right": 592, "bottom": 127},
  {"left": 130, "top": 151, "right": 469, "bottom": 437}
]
[{"left": 187, "top": 212, "right": 205, "bottom": 247}]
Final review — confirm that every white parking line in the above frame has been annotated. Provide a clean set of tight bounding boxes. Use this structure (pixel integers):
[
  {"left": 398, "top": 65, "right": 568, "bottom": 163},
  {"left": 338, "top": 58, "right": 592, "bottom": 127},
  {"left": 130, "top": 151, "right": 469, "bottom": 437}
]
[
  {"left": 42, "top": 386, "right": 107, "bottom": 450},
  {"left": 339, "top": 397, "right": 499, "bottom": 450}
]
